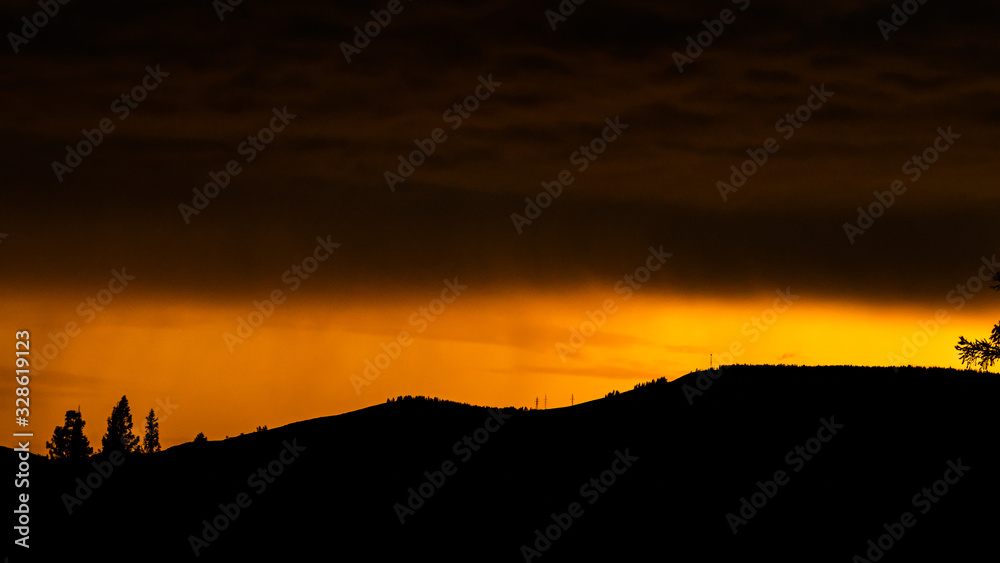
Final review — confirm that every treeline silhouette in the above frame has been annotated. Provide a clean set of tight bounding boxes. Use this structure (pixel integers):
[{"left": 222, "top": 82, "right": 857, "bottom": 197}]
[
  {"left": 45, "top": 395, "right": 272, "bottom": 458},
  {"left": 386, "top": 394, "right": 530, "bottom": 412},
  {"left": 45, "top": 395, "right": 158, "bottom": 460}
]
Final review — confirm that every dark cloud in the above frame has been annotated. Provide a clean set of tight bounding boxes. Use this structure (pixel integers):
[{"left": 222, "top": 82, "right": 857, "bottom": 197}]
[{"left": 2, "top": 0, "right": 998, "bottom": 310}]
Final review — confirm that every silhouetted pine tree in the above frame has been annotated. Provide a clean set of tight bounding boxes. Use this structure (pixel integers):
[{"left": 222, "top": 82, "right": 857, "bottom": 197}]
[
  {"left": 102, "top": 395, "right": 140, "bottom": 454},
  {"left": 956, "top": 268, "right": 1000, "bottom": 370},
  {"left": 143, "top": 408, "right": 161, "bottom": 453},
  {"left": 46, "top": 409, "right": 93, "bottom": 460}
]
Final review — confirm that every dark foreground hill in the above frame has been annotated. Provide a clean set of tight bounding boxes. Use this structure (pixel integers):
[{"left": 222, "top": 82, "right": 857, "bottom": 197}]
[{"left": 7, "top": 365, "right": 1000, "bottom": 562}]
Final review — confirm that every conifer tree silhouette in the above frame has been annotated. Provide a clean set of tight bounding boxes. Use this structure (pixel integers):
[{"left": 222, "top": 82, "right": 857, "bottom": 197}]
[
  {"left": 46, "top": 409, "right": 93, "bottom": 460},
  {"left": 956, "top": 268, "right": 1000, "bottom": 370},
  {"left": 102, "top": 395, "right": 140, "bottom": 454},
  {"left": 143, "top": 408, "right": 161, "bottom": 453}
]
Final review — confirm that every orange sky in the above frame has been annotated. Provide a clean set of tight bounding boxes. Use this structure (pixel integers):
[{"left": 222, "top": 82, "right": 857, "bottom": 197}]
[
  {"left": 3, "top": 0, "right": 999, "bottom": 454},
  {"left": 5, "top": 287, "right": 995, "bottom": 449}
]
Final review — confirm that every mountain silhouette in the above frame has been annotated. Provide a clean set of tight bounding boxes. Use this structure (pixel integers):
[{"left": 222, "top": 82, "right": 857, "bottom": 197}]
[{"left": 8, "top": 364, "right": 999, "bottom": 561}]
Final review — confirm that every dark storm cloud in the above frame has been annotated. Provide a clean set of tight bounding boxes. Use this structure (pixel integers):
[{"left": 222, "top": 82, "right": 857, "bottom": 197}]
[{"left": 2, "top": 0, "right": 998, "bottom": 304}]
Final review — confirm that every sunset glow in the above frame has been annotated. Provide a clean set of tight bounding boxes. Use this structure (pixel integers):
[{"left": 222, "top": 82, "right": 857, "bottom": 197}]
[{"left": 7, "top": 286, "right": 994, "bottom": 447}]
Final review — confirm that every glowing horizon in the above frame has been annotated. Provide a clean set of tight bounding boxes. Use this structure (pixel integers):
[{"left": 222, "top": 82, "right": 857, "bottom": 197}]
[{"left": 7, "top": 286, "right": 996, "bottom": 450}]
